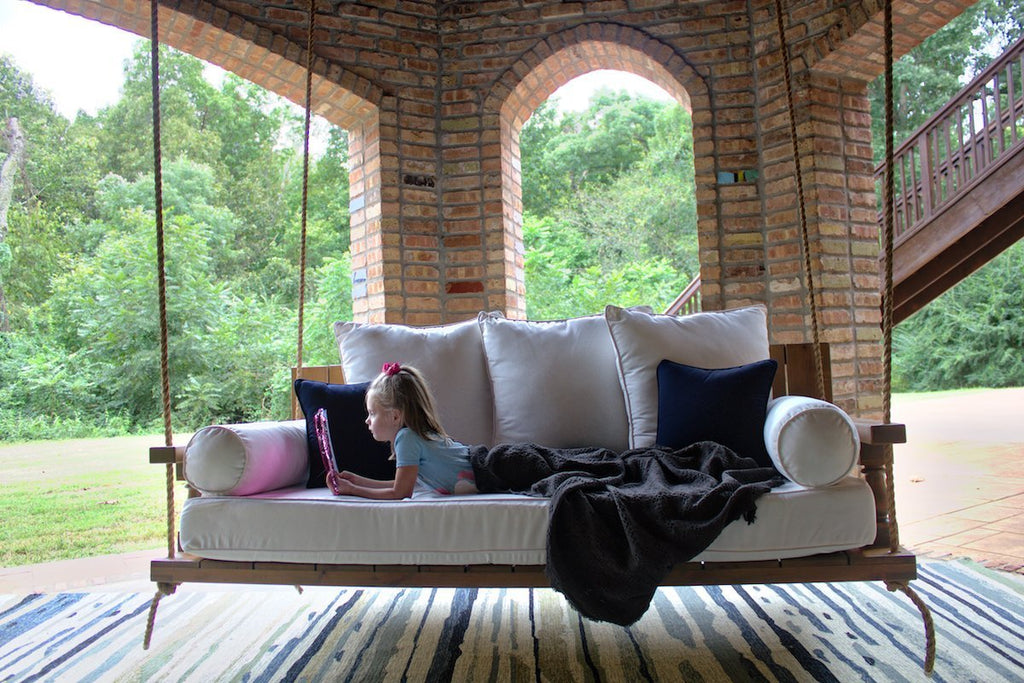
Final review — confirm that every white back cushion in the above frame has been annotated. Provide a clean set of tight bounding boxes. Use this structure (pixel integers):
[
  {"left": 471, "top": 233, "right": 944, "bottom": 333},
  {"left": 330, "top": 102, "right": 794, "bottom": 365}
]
[
  {"left": 479, "top": 312, "right": 630, "bottom": 451},
  {"left": 605, "top": 304, "right": 771, "bottom": 449},
  {"left": 333, "top": 317, "right": 494, "bottom": 447}
]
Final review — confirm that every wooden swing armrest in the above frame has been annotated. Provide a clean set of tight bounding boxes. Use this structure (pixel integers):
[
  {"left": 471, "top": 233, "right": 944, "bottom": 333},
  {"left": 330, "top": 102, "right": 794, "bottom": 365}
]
[
  {"left": 150, "top": 445, "right": 187, "bottom": 481},
  {"left": 149, "top": 446, "right": 185, "bottom": 464},
  {"left": 853, "top": 420, "right": 906, "bottom": 446},
  {"left": 853, "top": 420, "right": 906, "bottom": 550}
]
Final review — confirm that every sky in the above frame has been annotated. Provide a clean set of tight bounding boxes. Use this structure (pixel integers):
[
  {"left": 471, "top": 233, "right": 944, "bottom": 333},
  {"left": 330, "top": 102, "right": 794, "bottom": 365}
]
[
  {"left": 0, "top": 0, "right": 142, "bottom": 118},
  {"left": 0, "top": 0, "right": 672, "bottom": 119}
]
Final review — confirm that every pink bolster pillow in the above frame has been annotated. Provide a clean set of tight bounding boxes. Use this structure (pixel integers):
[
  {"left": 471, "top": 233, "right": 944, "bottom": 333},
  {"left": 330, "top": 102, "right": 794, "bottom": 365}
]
[{"left": 184, "top": 420, "right": 309, "bottom": 496}]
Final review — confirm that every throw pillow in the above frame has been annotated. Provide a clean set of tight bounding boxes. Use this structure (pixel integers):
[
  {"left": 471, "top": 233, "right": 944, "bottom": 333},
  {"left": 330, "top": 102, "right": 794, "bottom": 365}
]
[
  {"left": 478, "top": 312, "right": 631, "bottom": 451},
  {"left": 656, "top": 358, "right": 778, "bottom": 467},
  {"left": 605, "top": 304, "right": 771, "bottom": 449},
  {"left": 293, "top": 379, "right": 394, "bottom": 487},
  {"left": 763, "top": 395, "right": 860, "bottom": 487},
  {"left": 333, "top": 316, "right": 494, "bottom": 446}
]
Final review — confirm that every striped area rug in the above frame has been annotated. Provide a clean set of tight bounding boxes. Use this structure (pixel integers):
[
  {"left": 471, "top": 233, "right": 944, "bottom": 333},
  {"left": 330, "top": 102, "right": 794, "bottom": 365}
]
[{"left": 1, "top": 559, "right": 1021, "bottom": 682}]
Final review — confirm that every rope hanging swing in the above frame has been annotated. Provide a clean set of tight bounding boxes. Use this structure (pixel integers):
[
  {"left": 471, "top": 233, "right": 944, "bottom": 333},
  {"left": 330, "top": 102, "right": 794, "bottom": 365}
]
[
  {"left": 772, "top": 0, "right": 934, "bottom": 671},
  {"left": 141, "top": 0, "right": 934, "bottom": 672},
  {"left": 141, "top": 0, "right": 319, "bottom": 649},
  {"left": 142, "top": 0, "right": 176, "bottom": 648}
]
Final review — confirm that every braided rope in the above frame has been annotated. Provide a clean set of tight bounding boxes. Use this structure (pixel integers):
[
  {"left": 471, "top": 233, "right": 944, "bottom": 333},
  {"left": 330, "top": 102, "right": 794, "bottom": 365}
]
[
  {"left": 882, "top": 14, "right": 934, "bottom": 676},
  {"left": 295, "top": 0, "right": 316, "bottom": 373},
  {"left": 773, "top": 0, "right": 826, "bottom": 400},
  {"left": 142, "top": 582, "right": 177, "bottom": 650},
  {"left": 143, "top": 0, "right": 178, "bottom": 651},
  {"left": 150, "top": 0, "right": 175, "bottom": 561},
  {"left": 887, "top": 580, "right": 936, "bottom": 675},
  {"left": 881, "top": 0, "right": 901, "bottom": 554}
]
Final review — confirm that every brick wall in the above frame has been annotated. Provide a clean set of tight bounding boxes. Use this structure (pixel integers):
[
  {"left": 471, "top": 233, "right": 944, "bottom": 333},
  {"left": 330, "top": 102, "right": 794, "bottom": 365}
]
[{"left": 39, "top": 0, "right": 975, "bottom": 414}]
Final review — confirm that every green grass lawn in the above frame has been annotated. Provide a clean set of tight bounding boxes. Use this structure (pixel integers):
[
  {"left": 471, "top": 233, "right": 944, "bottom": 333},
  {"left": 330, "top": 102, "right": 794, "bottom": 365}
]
[{"left": 0, "top": 434, "right": 185, "bottom": 567}]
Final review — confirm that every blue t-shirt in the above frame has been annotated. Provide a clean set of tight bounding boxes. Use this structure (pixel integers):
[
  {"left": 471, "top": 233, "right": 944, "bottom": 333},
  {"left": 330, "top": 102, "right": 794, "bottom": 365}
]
[{"left": 394, "top": 427, "right": 472, "bottom": 494}]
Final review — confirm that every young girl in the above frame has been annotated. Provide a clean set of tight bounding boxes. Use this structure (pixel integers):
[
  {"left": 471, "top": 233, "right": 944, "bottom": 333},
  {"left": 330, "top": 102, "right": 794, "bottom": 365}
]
[{"left": 328, "top": 362, "right": 479, "bottom": 499}]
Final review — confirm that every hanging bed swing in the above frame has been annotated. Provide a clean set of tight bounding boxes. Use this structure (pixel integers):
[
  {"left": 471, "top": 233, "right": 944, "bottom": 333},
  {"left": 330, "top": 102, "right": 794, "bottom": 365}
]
[{"left": 144, "top": 0, "right": 935, "bottom": 672}]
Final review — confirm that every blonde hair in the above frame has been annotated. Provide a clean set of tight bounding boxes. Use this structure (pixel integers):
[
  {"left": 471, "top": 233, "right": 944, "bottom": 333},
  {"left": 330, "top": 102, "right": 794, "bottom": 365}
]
[{"left": 367, "top": 364, "right": 448, "bottom": 444}]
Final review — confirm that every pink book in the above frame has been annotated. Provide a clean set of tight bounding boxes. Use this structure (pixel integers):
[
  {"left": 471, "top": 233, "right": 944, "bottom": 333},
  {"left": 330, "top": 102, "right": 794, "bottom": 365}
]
[{"left": 314, "top": 407, "right": 342, "bottom": 494}]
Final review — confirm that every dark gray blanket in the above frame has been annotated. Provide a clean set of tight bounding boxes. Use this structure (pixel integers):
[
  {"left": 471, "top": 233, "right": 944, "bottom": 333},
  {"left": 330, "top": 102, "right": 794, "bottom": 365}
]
[{"left": 468, "top": 441, "right": 784, "bottom": 625}]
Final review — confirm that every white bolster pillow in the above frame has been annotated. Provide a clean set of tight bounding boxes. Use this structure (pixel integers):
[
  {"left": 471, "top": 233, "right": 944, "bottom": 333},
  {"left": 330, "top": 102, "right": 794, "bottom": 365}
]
[
  {"left": 184, "top": 419, "right": 309, "bottom": 496},
  {"left": 763, "top": 396, "right": 860, "bottom": 487}
]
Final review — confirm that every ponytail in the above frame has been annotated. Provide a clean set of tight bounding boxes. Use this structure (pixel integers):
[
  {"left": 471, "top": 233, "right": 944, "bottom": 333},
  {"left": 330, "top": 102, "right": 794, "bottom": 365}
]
[{"left": 367, "top": 364, "right": 448, "bottom": 442}]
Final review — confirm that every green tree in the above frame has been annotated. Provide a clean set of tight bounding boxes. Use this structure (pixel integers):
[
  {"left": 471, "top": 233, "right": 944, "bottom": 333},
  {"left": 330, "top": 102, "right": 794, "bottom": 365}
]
[
  {"left": 48, "top": 208, "right": 221, "bottom": 424},
  {"left": 95, "top": 45, "right": 308, "bottom": 292},
  {"left": 523, "top": 213, "right": 690, "bottom": 320},
  {"left": 85, "top": 160, "right": 242, "bottom": 277},
  {"left": 566, "top": 104, "right": 697, "bottom": 270},
  {"left": 304, "top": 253, "right": 354, "bottom": 366},
  {"left": 520, "top": 91, "right": 698, "bottom": 318},
  {"left": 98, "top": 45, "right": 220, "bottom": 181},
  {"left": 894, "top": 241, "right": 1024, "bottom": 390},
  {"left": 520, "top": 90, "right": 671, "bottom": 215},
  {"left": 1, "top": 56, "right": 104, "bottom": 328},
  {"left": 519, "top": 99, "right": 565, "bottom": 217},
  {"left": 870, "top": 0, "right": 1024, "bottom": 161},
  {"left": 1, "top": 39, "right": 355, "bottom": 439},
  {"left": 304, "top": 127, "right": 352, "bottom": 261},
  {"left": 48, "top": 202, "right": 295, "bottom": 429}
]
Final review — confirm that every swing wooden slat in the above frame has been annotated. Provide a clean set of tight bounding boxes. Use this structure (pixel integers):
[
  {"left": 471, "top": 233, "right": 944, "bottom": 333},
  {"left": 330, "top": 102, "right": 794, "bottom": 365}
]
[
  {"left": 150, "top": 550, "right": 917, "bottom": 590},
  {"left": 769, "top": 342, "right": 833, "bottom": 402},
  {"left": 288, "top": 364, "right": 346, "bottom": 420},
  {"left": 149, "top": 446, "right": 185, "bottom": 481}
]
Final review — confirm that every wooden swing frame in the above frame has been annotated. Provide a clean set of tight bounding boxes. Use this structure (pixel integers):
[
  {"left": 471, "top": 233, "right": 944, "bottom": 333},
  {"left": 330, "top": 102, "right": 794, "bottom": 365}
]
[{"left": 142, "top": 0, "right": 935, "bottom": 672}]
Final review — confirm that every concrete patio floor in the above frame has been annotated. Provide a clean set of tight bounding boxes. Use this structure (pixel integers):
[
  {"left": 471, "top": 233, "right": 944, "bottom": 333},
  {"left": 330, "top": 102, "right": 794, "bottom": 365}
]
[{"left": 891, "top": 386, "right": 1024, "bottom": 573}]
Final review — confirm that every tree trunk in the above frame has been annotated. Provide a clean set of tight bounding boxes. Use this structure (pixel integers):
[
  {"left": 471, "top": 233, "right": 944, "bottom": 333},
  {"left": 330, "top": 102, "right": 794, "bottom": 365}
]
[{"left": 0, "top": 117, "right": 26, "bottom": 332}]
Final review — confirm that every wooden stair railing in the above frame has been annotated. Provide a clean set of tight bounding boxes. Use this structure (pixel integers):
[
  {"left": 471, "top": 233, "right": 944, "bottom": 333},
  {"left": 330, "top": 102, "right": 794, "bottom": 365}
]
[
  {"left": 879, "top": 33, "right": 1024, "bottom": 241},
  {"left": 875, "top": 34, "right": 1024, "bottom": 322},
  {"left": 664, "top": 274, "right": 701, "bottom": 316},
  {"left": 667, "top": 37, "right": 1024, "bottom": 327}
]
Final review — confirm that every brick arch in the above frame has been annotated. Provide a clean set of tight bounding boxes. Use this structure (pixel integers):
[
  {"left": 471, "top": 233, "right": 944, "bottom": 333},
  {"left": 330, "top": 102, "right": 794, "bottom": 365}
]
[
  {"left": 484, "top": 23, "right": 709, "bottom": 319},
  {"left": 803, "top": 0, "right": 978, "bottom": 81},
  {"left": 31, "top": 0, "right": 383, "bottom": 130}
]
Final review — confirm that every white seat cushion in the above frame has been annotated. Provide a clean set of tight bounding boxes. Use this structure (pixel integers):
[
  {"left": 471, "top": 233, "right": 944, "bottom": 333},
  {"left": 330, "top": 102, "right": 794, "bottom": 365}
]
[{"left": 179, "top": 477, "right": 876, "bottom": 565}]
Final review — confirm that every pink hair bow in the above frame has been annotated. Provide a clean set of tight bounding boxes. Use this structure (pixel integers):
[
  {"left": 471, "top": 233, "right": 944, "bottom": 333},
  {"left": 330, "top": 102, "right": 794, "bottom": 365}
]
[{"left": 382, "top": 362, "right": 402, "bottom": 376}]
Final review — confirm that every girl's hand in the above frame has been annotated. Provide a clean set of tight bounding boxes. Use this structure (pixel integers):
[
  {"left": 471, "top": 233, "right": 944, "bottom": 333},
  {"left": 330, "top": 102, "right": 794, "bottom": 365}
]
[
  {"left": 326, "top": 471, "right": 341, "bottom": 495},
  {"left": 333, "top": 477, "right": 357, "bottom": 495}
]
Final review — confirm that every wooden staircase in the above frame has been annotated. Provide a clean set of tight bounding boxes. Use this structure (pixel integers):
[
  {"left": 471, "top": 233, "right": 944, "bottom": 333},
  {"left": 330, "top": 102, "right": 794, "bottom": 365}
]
[
  {"left": 880, "top": 34, "right": 1024, "bottom": 324},
  {"left": 669, "top": 36, "right": 1024, "bottom": 323}
]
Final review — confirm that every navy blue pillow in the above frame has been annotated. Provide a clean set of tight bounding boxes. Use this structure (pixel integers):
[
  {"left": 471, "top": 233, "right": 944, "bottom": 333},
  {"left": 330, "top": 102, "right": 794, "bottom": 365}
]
[
  {"left": 655, "top": 358, "right": 778, "bottom": 467},
  {"left": 293, "top": 379, "right": 395, "bottom": 488}
]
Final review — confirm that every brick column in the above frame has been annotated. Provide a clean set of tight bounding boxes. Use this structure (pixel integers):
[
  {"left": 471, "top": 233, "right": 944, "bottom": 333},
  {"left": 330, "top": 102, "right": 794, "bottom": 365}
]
[
  {"left": 742, "top": 27, "right": 883, "bottom": 416},
  {"left": 806, "top": 74, "right": 884, "bottom": 416},
  {"left": 348, "top": 109, "right": 388, "bottom": 323}
]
